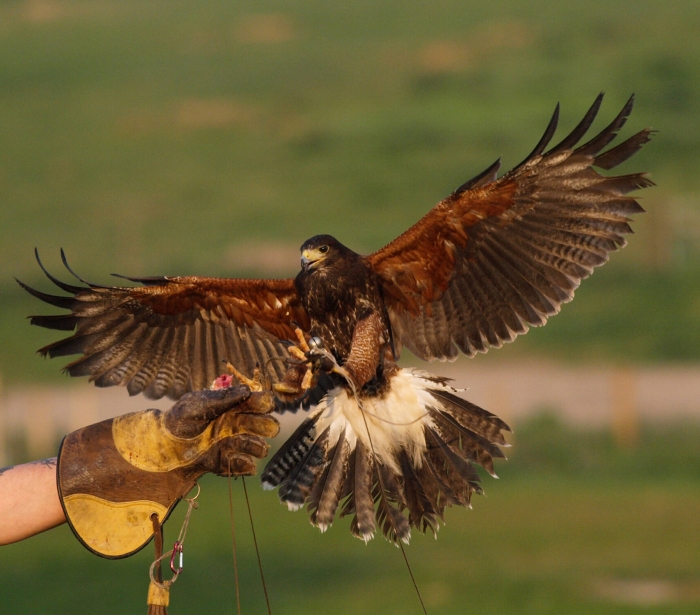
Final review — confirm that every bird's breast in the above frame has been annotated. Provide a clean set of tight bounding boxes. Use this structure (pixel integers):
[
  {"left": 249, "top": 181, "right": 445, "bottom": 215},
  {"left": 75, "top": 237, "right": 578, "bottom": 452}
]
[{"left": 297, "top": 265, "right": 388, "bottom": 361}]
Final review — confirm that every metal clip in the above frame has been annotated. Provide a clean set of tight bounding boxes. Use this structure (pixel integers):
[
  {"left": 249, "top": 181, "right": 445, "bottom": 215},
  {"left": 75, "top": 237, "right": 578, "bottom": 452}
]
[{"left": 170, "top": 541, "right": 183, "bottom": 574}]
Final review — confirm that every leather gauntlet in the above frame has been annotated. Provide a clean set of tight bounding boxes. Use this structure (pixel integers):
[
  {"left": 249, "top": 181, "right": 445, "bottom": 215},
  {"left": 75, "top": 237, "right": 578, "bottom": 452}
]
[{"left": 57, "top": 386, "right": 279, "bottom": 559}]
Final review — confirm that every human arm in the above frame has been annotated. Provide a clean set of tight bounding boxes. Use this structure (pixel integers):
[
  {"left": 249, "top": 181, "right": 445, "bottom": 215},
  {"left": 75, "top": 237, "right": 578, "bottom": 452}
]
[
  {"left": 0, "top": 458, "right": 66, "bottom": 545},
  {"left": 0, "top": 385, "right": 278, "bottom": 554}
]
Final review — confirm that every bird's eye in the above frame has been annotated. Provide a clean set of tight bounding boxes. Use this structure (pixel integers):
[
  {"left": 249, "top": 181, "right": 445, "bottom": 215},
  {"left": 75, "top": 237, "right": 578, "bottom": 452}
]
[{"left": 319, "top": 245, "right": 329, "bottom": 254}]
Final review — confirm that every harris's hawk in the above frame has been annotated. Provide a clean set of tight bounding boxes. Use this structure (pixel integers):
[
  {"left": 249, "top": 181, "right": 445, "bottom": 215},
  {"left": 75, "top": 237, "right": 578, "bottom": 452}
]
[{"left": 20, "top": 94, "right": 653, "bottom": 542}]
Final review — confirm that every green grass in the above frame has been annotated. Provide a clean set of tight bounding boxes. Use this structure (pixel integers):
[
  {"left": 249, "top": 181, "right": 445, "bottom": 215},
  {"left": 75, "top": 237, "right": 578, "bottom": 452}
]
[
  {"left": 6, "top": 481, "right": 700, "bottom": 615},
  {"left": 0, "top": 0, "right": 699, "bottom": 385},
  {"left": 3, "top": 416, "right": 700, "bottom": 614}
]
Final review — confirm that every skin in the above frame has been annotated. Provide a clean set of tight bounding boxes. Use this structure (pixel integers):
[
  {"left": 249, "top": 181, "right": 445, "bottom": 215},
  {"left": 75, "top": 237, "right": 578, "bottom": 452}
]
[{"left": 0, "top": 458, "right": 66, "bottom": 545}]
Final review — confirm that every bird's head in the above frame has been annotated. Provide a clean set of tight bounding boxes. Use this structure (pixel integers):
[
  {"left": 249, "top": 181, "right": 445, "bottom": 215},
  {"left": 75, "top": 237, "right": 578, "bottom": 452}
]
[{"left": 299, "top": 235, "right": 353, "bottom": 272}]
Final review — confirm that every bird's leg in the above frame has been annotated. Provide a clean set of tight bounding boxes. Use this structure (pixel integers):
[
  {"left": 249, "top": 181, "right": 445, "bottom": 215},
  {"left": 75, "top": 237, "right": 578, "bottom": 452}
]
[
  {"left": 224, "top": 360, "right": 264, "bottom": 392},
  {"left": 335, "top": 312, "right": 384, "bottom": 391}
]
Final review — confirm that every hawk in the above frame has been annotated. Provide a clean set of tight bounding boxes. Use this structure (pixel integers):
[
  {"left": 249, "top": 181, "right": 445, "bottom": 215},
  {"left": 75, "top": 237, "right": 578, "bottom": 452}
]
[{"left": 20, "top": 94, "right": 653, "bottom": 543}]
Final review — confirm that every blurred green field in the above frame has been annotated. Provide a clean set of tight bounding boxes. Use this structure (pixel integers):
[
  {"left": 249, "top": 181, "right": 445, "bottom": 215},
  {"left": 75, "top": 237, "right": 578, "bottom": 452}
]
[
  {"left": 2, "top": 416, "right": 700, "bottom": 615},
  {"left": 1, "top": 4, "right": 698, "bottom": 614},
  {"left": 1, "top": 0, "right": 699, "bottom": 385}
]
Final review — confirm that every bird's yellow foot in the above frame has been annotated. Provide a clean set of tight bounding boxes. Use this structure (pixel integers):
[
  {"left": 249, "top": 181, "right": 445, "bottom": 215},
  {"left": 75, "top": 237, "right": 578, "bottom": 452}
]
[
  {"left": 293, "top": 326, "right": 311, "bottom": 353},
  {"left": 287, "top": 346, "right": 308, "bottom": 362},
  {"left": 300, "top": 367, "right": 315, "bottom": 391},
  {"left": 285, "top": 324, "right": 311, "bottom": 362},
  {"left": 224, "top": 360, "right": 264, "bottom": 392},
  {"left": 273, "top": 382, "right": 301, "bottom": 395}
]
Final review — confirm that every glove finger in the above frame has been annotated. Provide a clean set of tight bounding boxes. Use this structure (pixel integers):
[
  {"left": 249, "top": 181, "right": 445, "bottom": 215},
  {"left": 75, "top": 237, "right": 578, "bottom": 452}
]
[
  {"left": 236, "top": 413, "right": 280, "bottom": 439},
  {"left": 169, "top": 385, "right": 252, "bottom": 426},
  {"left": 220, "top": 434, "right": 270, "bottom": 460},
  {"left": 218, "top": 453, "right": 257, "bottom": 477}
]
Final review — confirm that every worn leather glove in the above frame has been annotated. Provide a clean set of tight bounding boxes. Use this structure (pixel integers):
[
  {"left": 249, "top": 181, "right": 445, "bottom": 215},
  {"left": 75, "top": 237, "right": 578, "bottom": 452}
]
[{"left": 57, "top": 386, "right": 279, "bottom": 559}]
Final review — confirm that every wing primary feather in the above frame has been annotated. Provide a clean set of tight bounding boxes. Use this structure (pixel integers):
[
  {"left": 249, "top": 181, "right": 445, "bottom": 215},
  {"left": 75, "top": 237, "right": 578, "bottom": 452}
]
[
  {"left": 515, "top": 103, "right": 560, "bottom": 168},
  {"left": 15, "top": 278, "right": 75, "bottom": 310},
  {"left": 34, "top": 248, "right": 85, "bottom": 294},
  {"left": 546, "top": 92, "right": 604, "bottom": 154},
  {"left": 594, "top": 129, "right": 655, "bottom": 170},
  {"left": 60, "top": 248, "right": 107, "bottom": 288},
  {"left": 28, "top": 314, "right": 78, "bottom": 331},
  {"left": 576, "top": 94, "right": 635, "bottom": 157},
  {"left": 39, "top": 331, "right": 103, "bottom": 358}
]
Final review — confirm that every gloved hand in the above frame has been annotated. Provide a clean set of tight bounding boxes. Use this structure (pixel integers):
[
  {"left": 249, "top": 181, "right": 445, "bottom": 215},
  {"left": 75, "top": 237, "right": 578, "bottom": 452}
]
[{"left": 57, "top": 386, "right": 279, "bottom": 558}]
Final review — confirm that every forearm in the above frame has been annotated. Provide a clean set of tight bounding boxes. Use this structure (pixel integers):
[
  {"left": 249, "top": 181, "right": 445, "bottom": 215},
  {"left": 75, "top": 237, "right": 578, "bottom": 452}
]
[{"left": 0, "top": 458, "right": 66, "bottom": 545}]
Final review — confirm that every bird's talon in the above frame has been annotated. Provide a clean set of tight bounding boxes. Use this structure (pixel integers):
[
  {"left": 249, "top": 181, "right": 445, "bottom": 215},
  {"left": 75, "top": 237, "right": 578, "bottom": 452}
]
[
  {"left": 287, "top": 346, "right": 308, "bottom": 362},
  {"left": 274, "top": 382, "right": 301, "bottom": 395},
  {"left": 225, "top": 360, "right": 264, "bottom": 392},
  {"left": 301, "top": 368, "right": 315, "bottom": 391},
  {"left": 293, "top": 326, "right": 311, "bottom": 353}
]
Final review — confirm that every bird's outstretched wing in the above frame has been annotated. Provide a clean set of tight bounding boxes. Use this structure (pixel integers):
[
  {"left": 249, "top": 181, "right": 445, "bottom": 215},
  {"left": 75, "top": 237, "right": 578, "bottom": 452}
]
[
  {"left": 368, "top": 94, "right": 654, "bottom": 361},
  {"left": 18, "top": 254, "right": 310, "bottom": 399}
]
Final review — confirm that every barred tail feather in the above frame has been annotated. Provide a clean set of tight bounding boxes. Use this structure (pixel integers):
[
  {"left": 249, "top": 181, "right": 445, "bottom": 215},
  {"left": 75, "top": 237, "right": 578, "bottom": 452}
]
[
  {"left": 399, "top": 451, "right": 437, "bottom": 536},
  {"left": 277, "top": 428, "right": 329, "bottom": 511},
  {"left": 374, "top": 462, "right": 411, "bottom": 544},
  {"left": 350, "top": 441, "right": 377, "bottom": 541},
  {"left": 263, "top": 368, "right": 509, "bottom": 542},
  {"left": 261, "top": 414, "right": 320, "bottom": 489},
  {"left": 309, "top": 428, "right": 351, "bottom": 532}
]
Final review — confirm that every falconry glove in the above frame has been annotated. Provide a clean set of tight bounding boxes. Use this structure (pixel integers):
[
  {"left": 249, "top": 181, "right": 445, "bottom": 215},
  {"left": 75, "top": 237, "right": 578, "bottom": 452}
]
[{"left": 57, "top": 386, "right": 279, "bottom": 558}]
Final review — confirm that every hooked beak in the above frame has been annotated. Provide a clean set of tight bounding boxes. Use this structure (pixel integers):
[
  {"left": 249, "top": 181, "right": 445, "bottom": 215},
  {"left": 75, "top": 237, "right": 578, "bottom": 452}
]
[{"left": 301, "top": 254, "right": 311, "bottom": 270}]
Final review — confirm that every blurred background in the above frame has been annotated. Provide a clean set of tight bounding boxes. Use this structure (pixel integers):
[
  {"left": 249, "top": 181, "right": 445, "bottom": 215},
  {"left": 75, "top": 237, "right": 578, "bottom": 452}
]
[{"left": 1, "top": 0, "right": 699, "bottom": 613}]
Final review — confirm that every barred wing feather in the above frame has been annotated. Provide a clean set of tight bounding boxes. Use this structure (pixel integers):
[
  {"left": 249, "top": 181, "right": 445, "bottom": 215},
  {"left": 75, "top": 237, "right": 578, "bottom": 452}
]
[
  {"left": 18, "top": 254, "right": 310, "bottom": 399},
  {"left": 368, "top": 94, "right": 653, "bottom": 360}
]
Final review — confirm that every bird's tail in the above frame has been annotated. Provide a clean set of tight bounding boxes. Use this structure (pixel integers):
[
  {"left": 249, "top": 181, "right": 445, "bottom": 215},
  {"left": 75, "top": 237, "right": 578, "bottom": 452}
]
[{"left": 261, "top": 368, "right": 510, "bottom": 543}]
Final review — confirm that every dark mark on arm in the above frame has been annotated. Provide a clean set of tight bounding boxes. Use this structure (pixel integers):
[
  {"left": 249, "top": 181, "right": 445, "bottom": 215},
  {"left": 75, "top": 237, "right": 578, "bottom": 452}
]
[{"left": 0, "top": 458, "right": 57, "bottom": 477}]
